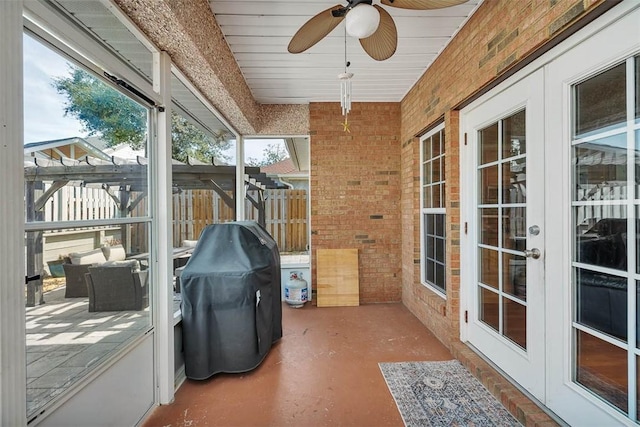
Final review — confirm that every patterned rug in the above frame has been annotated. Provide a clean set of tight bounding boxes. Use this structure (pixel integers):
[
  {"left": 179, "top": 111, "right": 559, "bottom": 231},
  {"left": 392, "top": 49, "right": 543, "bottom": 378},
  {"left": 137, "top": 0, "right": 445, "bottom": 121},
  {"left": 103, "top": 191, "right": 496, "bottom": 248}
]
[{"left": 379, "top": 360, "right": 520, "bottom": 427}]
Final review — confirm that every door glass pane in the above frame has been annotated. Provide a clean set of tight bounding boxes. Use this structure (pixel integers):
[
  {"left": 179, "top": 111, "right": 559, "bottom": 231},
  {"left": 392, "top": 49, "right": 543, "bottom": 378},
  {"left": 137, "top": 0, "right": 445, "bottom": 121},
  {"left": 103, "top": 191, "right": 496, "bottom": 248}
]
[
  {"left": 574, "top": 133, "right": 628, "bottom": 202},
  {"left": 503, "top": 158, "right": 526, "bottom": 204},
  {"left": 575, "top": 63, "right": 626, "bottom": 137},
  {"left": 576, "top": 331, "right": 628, "bottom": 413},
  {"left": 502, "top": 109, "right": 526, "bottom": 158},
  {"left": 503, "top": 207, "right": 526, "bottom": 251},
  {"left": 480, "top": 208, "right": 498, "bottom": 247},
  {"left": 576, "top": 268, "right": 627, "bottom": 341},
  {"left": 479, "top": 123, "right": 499, "bottom": 164},
  {"left": 480, "top": 166, "right": 499, "bottom": 204},
  {"left": 503, "top": 297, "right": 526, "bottom": 348},
  {"left": 480, "top": 287, "right": 499, "bottom": 331},
  {"left": 480, "top": 247, "right": 499, "bottom": 289},
  {"left": 575, "top": 209, "right": 627, "bottom": 271},
  {"left": 503, "top": 253, "right": 527, "bottom": 300}
]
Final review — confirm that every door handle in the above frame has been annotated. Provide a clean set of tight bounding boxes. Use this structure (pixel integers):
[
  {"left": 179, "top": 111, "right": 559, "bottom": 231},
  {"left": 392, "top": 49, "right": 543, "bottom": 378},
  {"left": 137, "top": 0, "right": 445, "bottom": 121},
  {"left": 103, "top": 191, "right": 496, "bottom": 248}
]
[
  {"left": 25, "top": 274, "right": 41, "bottom": 285},
  {"left": 523, "top": 248, "right": 541, "bottom": 259}
]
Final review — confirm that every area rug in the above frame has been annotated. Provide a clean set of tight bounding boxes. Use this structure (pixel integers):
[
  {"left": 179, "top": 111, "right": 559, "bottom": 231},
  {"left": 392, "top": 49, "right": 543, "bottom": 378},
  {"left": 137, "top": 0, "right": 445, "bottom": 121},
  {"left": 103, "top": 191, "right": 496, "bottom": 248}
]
[{"left": 379, "top": 360, "right": 520, "bottom": 427}]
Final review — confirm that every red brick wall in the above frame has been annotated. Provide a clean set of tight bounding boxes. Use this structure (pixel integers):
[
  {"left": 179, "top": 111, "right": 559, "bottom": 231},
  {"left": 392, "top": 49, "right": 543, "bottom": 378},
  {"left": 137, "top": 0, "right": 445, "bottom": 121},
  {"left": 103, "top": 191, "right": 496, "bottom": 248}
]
[
  {"left": 400, "top": 0, "right": 608, "bottom": 346},
  {"left": 306, "top": 1, "right": 608, "bottom": 326},
  {"left": 310, "top": 102, "right": 401, "bottom": 303}
]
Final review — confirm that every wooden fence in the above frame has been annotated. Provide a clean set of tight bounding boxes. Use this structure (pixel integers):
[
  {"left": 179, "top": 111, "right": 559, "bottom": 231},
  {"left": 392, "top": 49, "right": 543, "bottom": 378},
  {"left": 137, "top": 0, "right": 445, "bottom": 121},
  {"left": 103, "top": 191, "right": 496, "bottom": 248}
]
[
  {"left": 42, "top": 185, "right": 120, "bottom": 222},
  {"left": 575, "top": 184, "right": 627, "bottom": 232},
  {"left": 39, "top": 180, "right": 622, "bottom": 259},
  {"left": 172, "top": 188, "right": 308, "bottom": 252},
  {"left": 37, "top": 184, "right": 307, "bottom": 254}
]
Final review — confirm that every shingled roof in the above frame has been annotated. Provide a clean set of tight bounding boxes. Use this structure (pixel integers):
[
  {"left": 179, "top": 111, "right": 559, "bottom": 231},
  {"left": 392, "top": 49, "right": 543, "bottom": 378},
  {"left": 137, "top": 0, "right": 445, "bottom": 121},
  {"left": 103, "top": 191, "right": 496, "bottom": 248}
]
[{"left": 260, "top": 158, "right": 296, "bottom": 175}]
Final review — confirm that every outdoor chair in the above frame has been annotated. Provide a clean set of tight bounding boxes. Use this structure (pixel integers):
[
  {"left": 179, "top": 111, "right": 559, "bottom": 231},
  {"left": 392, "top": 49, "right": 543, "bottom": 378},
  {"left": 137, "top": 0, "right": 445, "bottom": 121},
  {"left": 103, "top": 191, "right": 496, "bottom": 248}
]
[
  {"left": 85, "top": 265, "right": 149, "bottom": 312},
  {"left": 62, "top": 263, "right": 92, "bottom": 298}
]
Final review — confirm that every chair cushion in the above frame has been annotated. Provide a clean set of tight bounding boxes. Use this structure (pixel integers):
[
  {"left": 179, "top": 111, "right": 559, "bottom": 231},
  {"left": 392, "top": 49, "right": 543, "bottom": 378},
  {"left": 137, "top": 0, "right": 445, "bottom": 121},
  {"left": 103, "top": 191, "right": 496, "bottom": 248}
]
[
  {"left": 69, "top": 248, "right": 107, "bottom": 265},
  {"left": 102, "top": 259, "right": 141, "bottom": 271},
  {"left": 101, "top": 244, "right": 126, "bottom": 261}
]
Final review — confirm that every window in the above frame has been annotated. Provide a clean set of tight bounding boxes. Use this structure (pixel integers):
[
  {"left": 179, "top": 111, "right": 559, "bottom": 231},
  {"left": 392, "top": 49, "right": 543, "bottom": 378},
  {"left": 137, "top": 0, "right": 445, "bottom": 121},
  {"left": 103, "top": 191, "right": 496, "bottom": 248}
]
[
  {"left": 23, "top": 32, "right": 153, "bottom": 420},
  {"left": 420, "top": 124, "right": 446, "bottom": 295},
  {"left": 170, "top": 70, "right": 236, "bottom": 249}
]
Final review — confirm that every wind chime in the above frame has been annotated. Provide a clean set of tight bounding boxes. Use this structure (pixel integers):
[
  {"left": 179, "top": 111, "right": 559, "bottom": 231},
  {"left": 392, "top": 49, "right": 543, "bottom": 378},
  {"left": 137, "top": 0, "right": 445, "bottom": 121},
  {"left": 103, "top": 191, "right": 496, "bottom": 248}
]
[{"left": 339, "top": 27, "right": 353, "bottom": 133}]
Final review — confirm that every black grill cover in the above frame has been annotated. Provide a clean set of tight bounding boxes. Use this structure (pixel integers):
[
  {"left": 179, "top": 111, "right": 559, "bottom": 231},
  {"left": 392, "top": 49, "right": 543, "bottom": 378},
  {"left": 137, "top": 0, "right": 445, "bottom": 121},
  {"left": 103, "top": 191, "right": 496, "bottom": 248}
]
[{"left": 181, "top": 221, "right": 282, "bottom": 380}]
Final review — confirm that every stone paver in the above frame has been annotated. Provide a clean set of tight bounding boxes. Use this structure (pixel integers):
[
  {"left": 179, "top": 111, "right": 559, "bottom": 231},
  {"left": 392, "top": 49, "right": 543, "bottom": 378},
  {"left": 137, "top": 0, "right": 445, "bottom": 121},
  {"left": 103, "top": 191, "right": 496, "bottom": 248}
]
[{"left": 25, "top": 287, "right": 153, "bottom": 418}]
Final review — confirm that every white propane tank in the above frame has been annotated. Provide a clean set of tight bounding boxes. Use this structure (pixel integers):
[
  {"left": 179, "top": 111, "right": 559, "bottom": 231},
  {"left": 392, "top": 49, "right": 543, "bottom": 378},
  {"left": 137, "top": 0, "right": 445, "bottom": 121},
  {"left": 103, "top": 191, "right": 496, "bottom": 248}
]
[{"left": 284, "top": 271, "right": 308, "bottom": 308}]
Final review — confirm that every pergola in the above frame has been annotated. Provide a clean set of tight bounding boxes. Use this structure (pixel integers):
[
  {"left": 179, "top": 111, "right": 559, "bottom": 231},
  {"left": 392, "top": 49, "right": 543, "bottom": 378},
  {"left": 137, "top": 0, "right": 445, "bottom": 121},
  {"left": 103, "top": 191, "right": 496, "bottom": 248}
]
[{"left": 23, "top": 156, "right": 287, "bottom": 305}]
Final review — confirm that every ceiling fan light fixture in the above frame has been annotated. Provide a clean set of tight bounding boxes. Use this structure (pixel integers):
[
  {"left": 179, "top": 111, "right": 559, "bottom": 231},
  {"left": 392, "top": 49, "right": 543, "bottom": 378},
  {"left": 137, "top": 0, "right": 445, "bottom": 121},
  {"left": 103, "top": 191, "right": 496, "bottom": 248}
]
[{"left": 345, "top": 4, "right": 380, "bottom": 39}]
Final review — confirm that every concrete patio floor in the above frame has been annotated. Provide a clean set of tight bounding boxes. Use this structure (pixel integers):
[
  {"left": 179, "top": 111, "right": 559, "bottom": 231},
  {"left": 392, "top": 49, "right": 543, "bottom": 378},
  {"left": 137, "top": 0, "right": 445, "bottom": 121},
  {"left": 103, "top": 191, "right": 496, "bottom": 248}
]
[{"left": 142, "top": 302, "right": 454, "bottom": 426}]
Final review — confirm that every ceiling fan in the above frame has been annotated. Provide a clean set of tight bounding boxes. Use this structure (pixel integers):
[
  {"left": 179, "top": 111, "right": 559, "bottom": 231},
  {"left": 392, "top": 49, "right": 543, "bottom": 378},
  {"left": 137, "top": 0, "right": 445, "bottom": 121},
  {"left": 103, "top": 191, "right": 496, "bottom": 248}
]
[{"left": 287, "top": 0, "right": 469, "bottom": 61}]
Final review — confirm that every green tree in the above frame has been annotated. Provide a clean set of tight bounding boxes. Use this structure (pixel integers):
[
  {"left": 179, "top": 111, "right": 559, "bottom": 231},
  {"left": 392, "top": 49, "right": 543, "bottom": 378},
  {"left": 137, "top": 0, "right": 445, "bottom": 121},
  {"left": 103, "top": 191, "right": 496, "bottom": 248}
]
[
  {"left": 246, "top": 143, "right": 289, "bottom": 166},
  {"left": 54, "top": 68, "right": 146, "bottom": 149},
  {"left": 170, "top": 114, "right": 231, "bottom": 163},
  {"left": 54, "top": 67, "right": 231, "bottom": 162}
]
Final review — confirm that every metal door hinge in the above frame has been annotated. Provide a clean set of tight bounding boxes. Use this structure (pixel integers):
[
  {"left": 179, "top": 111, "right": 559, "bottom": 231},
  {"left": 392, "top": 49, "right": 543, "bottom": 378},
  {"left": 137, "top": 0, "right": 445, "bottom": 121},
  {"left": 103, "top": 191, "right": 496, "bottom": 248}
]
[
  {"left": 464, "top": 133, "right": 467, "bottom": 146},
  {"left": 464, "top": 310, "right": 468, "bottom": 323},
  {"left": 464, "top": 222, "right": 468, "bottom": 234}
]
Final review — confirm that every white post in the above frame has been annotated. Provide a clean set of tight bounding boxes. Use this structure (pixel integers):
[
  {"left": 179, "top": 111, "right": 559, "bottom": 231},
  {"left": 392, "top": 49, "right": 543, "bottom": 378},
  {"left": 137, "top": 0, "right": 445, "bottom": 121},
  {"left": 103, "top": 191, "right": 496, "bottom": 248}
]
[
  {"left": 153, "top": 51, "right": 174, "bottom": 404},
  {"left": 0, "top": 0, "right": 27, "bottom": 424},
  {"left": 236, "top": 135, "right": 245, "bottom": 220}
]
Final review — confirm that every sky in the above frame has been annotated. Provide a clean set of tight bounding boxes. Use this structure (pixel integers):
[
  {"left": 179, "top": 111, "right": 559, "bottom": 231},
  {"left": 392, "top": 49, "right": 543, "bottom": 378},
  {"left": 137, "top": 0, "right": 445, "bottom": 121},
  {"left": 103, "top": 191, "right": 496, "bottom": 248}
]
[
  {"left": 23, "top": 34, "right": 284, "bottom": 163},
  {"left": 23, "top": 34, "right": 87, "bottom": 142}
]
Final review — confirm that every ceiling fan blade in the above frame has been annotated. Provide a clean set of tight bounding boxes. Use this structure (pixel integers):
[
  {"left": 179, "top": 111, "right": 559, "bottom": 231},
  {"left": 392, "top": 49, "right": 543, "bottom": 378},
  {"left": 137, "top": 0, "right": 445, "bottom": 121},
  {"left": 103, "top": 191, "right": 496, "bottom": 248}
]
[
  {"left": 359, "top": 5, "right": 397, "bottom": 61},
  {"left": 380, "top": 0, "right": 468, "bottom": 10},
  {"left": 288, "top": 4, "right": 346, "bottom": 54}
]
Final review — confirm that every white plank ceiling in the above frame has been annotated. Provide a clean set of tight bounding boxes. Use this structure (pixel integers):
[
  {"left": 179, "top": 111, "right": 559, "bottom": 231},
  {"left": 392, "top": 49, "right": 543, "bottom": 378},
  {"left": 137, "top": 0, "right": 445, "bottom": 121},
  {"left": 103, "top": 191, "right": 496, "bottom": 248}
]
[{"left": 209, "top": 0, "right": 481, "bottom": 104}]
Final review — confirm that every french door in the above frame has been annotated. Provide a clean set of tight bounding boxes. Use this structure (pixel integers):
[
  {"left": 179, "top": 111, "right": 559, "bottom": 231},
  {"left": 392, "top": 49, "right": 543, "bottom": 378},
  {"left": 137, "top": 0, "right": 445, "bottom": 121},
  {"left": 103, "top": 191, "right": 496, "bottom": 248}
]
[
  {"left": 545, "top": 7, "right": 640, "bottom": 426},
  {"left": 462, "top": 69, "right": 546, "bottom": 400},
  {"left": 462, "top": 3, "right": 640, "bottom": 425}
]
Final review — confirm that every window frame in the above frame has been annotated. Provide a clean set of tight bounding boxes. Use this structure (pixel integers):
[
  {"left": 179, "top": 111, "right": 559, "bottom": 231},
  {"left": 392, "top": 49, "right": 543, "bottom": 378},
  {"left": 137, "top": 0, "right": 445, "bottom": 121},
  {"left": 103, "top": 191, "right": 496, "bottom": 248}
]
[{"left": 419, "top": 122, "right": 447, "bottom": 297}]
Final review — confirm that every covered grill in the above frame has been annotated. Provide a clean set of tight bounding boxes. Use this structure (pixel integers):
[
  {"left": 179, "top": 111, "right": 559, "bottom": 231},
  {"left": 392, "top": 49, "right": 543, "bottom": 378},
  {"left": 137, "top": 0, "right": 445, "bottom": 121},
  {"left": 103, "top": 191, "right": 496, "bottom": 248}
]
[{"left": 180, "top": 221, "right": 282, "bottom": 380}]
